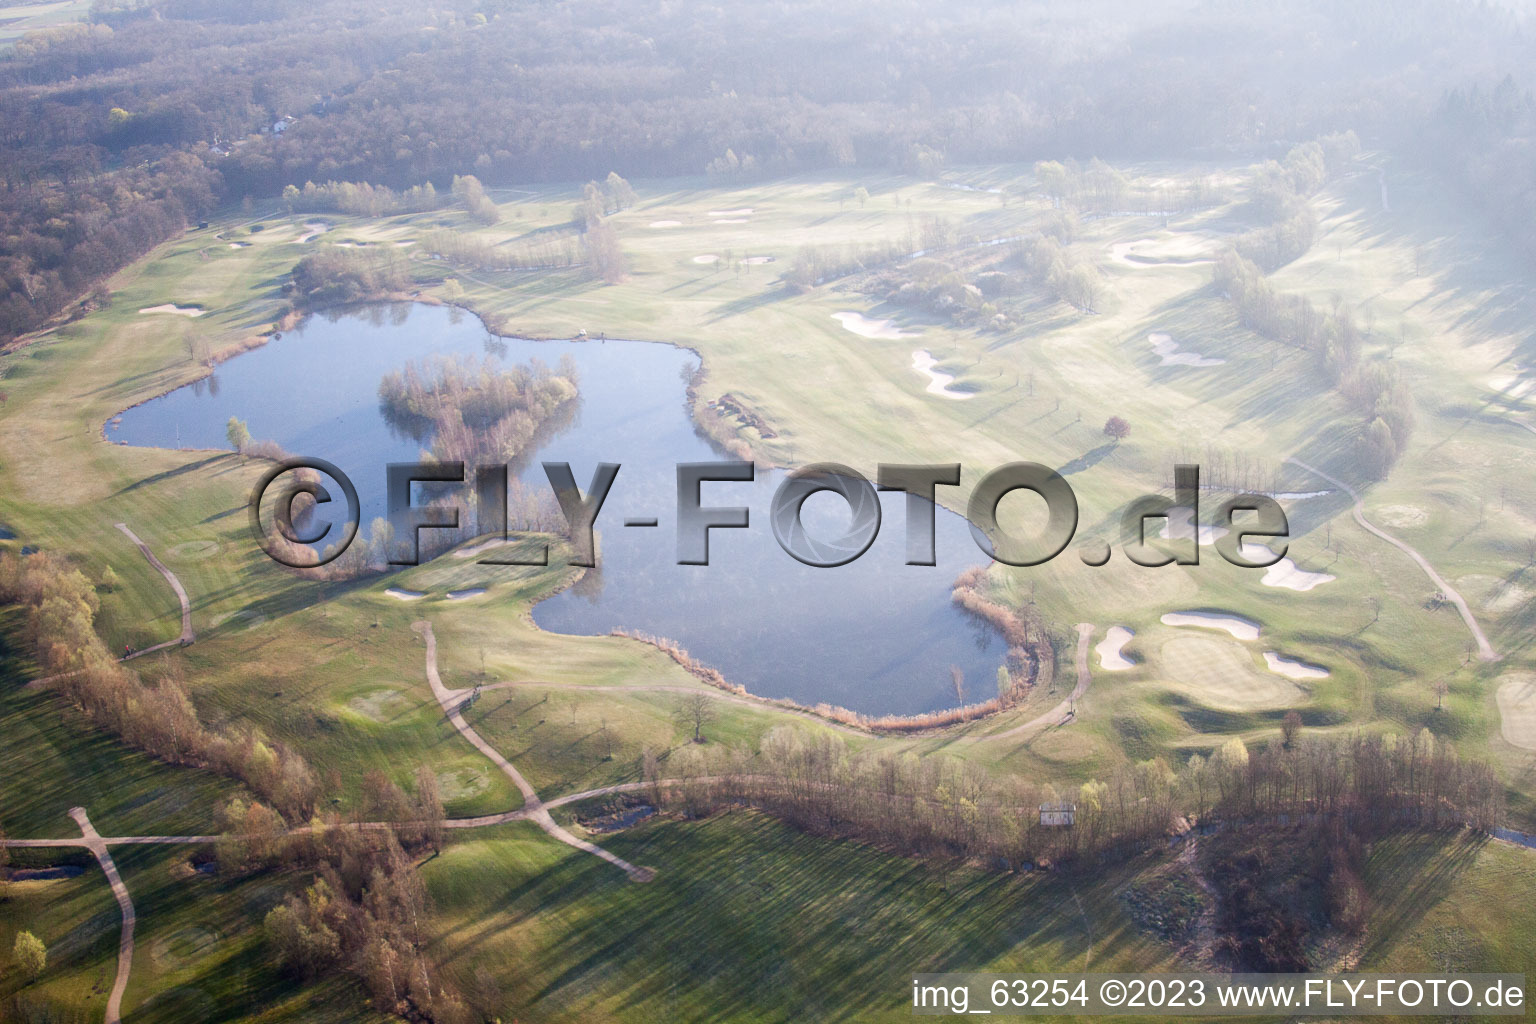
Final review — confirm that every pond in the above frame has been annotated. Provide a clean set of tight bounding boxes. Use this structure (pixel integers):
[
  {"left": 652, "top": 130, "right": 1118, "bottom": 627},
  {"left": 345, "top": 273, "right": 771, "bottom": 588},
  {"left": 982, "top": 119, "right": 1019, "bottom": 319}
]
[{"left": 110, "top": 303, "right": 1007, "bottom": 716}]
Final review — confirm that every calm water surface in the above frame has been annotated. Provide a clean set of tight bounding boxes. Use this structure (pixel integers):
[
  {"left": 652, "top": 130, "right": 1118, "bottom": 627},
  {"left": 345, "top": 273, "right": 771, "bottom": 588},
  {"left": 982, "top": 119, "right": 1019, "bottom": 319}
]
[{"left": 111, "top": 303, "right": 1006, "bottom": 715}]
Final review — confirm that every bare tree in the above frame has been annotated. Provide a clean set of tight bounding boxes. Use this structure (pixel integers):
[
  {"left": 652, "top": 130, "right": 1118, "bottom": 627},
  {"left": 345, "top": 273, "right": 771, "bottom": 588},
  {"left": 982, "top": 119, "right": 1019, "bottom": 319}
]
[
  {"left": 674, "top": 692, "right": 717, "bottom": 744},
  {"left": 1281, "top": 710, "right": 1302, "bottom": 748}
]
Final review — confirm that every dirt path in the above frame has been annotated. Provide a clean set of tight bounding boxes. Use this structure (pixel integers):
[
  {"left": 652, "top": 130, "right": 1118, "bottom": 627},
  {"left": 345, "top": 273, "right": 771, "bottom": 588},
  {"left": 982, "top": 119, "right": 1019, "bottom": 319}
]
[
  {"left": 115, "top": 523, "right": 194, "bottom": 658},
  {"left": 413, "top": 620, "right": 653, "bottom": 881},
  {"left": 986, "top": 623, "right": 1094, "bottom": 741},
  {"left": 1284, "top": 458, "right": 1496, "bottom": 661},
  {"left": 70, "top": 807, "right": 135, "bottom": 1024}
]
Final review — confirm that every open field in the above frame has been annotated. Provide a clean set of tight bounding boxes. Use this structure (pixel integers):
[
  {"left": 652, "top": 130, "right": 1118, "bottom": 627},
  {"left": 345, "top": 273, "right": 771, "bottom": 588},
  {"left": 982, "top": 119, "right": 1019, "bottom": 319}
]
[{"left": 3, "top": 154, "right": 1536, "bottom": 1016}]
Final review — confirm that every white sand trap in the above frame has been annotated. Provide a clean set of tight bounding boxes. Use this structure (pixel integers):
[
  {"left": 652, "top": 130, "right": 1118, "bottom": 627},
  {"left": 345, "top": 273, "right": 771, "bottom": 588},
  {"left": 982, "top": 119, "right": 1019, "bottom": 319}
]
[
  {"left": 1260, "top": 557, "right": 1335, "bottom": 591},
  {"left": 649, "top": 219, "right": 682, "bottom": 228},
  {"left": 708, "top": 208, "right": 754, "bottom": 217},
  {"left": 1160, "top": 635, "right": 1303, "bottom": 710},
  {"left": 1375, "top": 504, "right": 1428, "bottom": 528},
  {"left": 1274, "top": 490, "right": 1332, "bottom": 501},
  {"left": 1110, "top": 236, "right": 1215, "bottom": 267},
  {"left": 1240, "top": 541, "right": 1335, "bottom": 591},
  {"left": 911, "top": 350, "right": 974, "bottom": 400},
  {"left": 385, "top": 587, "right": 426, "bottom": 600},
  {"left": 692, "top": 254, "right": 720, "bottom": 264},
  {"left": 348, "top": 686, "right": 411, "bottom": 723},
  {"left": 1159, "top": 507, "right": 1228, "bottom": 546},
  {"left": 1161, "top": 611, "right": 1260, "bottom": 641},
  {"left": 297, "top": 221, "right": 330, "bottom": 243},
  {"left": 446, "top": 587, "right": 487, "bottom": 601},
  {"left": 454, "top": 537, "right": 514, "bottom": 558},
  {"left": 1496, "top": 673, "right": 1536, "bottom": 750},
  {"left": 393, "top": 240, "right": 416, "bottom": 247},
  {"left": 1263, "top": 651, "right": 1330, "bottom": 680},
  {"left": 713, "top": 217, "right": 750, "bottom": 224},
  {"left": 1110, "top": 239, "right": 1157, "bottom": 265},
  {"left": 742, "top": 255, "right": 776, "bottom": 265},
  {"left": 832, "top": 311, "right": 915, "bottom": 339},
  {"left": 139, "top": 304, "right": 206, "bottom": 317},
  {"left": 1148, "top": 332, "right": 1224, "bottom": 367},
  {"left": 228, "top": 241, "right": 250, "bottom": 249},
  {"left": 1096, "top": 626, "right": 1136, "bottom": 670}
]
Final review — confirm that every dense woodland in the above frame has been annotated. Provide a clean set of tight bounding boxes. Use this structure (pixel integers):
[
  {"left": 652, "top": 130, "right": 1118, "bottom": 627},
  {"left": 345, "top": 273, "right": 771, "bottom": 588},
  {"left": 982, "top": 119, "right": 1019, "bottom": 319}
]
[{"left": 0, "top": 0, "right": 1533, "bottom": 341}]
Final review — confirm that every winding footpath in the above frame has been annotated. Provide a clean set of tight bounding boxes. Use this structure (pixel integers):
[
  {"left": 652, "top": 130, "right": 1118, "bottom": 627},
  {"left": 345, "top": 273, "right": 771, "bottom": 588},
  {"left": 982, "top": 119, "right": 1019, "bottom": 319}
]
[
  {"left": 70, "top": 808, "right": 135, "bottom": 1024},
  {"left": 988, "top": 622, "right": 1094, "bottom": 741},
  {"left": 1284, "top": 458, "right": 1497, "bottom": 662},
  {"left": 114, "top": 523, "right": 194, "bottom": 658},
  {"left": 413, "top": 620, "right": 653, "bottom": 881}
]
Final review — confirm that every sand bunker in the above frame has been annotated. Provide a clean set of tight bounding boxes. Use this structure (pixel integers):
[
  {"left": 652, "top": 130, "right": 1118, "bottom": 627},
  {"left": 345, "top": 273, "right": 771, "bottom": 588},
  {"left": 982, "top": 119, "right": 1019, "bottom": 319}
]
[
  {"left": 1159, "top": 507, "right": 1227, "bottom": 546},
  {"left": 692, "top": 254, "right": 720, "bottom": 264},
  {"left": 911, "top": 350, "right": 974, "bottom": 400},
  {"left": 1240, "top": 541, "right": 1335, "bottom": 591},
  {"left": 446, "top": 588, "right": 487, "bottom": 601},
  {"left": 297, "top": 221, "right": 331, "bottom": 243},
  {"left": 385, "top": 587, "right": 426, "bottom": 600},
  {"left": 1259, "top": 557, "right": 1335, "bottom": 591},
  {"left": 393, "top": 240, "right": 416, "bottom": 247},
  {"left": 742, "top": 255, "right": 776, "bottom": 265},
  {"left": 228, "top": 241, "right": 250, "bottom": 249},
  {"left": 1263, "top": 651, "right": 1330, "bottom": 680},
  {"left": 832, "top": 311, "right": 915, "bottom": 339},
  {"left": 139, "top": 304, "right": 206, "bottom": 317},
  {"left": 1096, "top": 626, "right": 1136, "bottom": 670},
  {"left": 1110, "top": 236, "right": 1215, "bottom": 267},
  {"left": 454, "top": 537, "right": 514, "bottom": 558},
  {"left": 1160, "top": 635, "right": 1303, "bottom": 710},
  {"left": 712, "top": 217, "right": 750, "bottom": 224},
  {"left": 1148, "top": 332, "right": 1224, "bottom": 367},
  {"left": 348, "top": 686, "right": 412, "bottom": 723},
  {"left": 1161, "top": 611, "right": 1261, "bottom": 641},
  {"left": 1375, "top": 504, "right": 1429, "bottom": 528},
  {"left": 1496, "top": 673, "right": 1536, "bottom": 750},
  {"left": 648, "top": 220, "right": 682, "bottom": 228},
  {"left": 707, "top": 208, "right": 754, "bottom": 217}
]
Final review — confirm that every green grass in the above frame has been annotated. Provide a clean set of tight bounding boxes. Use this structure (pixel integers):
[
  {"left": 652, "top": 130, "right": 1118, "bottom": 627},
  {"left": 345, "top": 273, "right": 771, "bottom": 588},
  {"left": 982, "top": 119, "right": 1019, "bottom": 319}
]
[
  {"left": 422, "top": 811, "right": 1174, "bottom": 1023},
  {"left": 3, "top": 157, "right": 1536, "bottom": 1016}
]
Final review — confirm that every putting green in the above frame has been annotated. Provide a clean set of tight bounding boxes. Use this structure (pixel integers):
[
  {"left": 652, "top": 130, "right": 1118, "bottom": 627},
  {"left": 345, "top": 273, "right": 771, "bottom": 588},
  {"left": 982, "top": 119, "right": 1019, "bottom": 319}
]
[
  {"left": 168, "top": 539, "right": 220, "bottom": 560},
  {"left": 346, "top": 685, "right": 414, "bottom": 723},
  {"left": 1155, "top": 634, "right": 1305, "bottom": 710},
  {"left": 438, "top": 765, "right": 490, "bottom": 800},
  {"left": 1496, "top": 673, "right": 1536, "bottom": 751},
  {"left": 150, "top": 925, "right": 221, "bottom": 969}
]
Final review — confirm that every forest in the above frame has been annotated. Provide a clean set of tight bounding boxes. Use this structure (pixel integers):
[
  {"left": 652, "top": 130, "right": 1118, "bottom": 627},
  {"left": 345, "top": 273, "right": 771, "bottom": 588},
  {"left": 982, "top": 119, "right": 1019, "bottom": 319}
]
[{"left": 0, "top": 0, "right": 1533, "bottom": 342}]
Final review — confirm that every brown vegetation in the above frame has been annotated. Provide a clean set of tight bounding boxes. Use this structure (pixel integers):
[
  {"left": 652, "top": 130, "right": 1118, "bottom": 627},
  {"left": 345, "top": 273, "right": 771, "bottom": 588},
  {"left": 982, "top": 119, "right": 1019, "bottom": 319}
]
[{"left": 0, "top": 552, "right": 319, "bottom": 820}]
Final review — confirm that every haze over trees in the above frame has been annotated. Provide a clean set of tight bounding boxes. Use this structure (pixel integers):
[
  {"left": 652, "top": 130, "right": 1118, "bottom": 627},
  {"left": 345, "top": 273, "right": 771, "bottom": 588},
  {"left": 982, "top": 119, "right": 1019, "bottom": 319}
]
[{"left": 0, "top": 1, "right": 1531, "bottom": 342}]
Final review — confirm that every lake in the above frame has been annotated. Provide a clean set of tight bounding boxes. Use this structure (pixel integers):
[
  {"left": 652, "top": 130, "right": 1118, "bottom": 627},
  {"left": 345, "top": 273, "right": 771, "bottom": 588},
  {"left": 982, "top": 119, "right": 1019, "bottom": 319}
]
[{"left": 110, "top": 302, "right": 1007, "bottom": 716}]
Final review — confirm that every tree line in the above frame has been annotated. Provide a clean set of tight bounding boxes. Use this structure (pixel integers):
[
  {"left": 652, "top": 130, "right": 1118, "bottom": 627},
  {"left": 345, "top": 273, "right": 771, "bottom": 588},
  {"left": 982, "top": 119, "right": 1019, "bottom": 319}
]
[
  {"left": 1, "top": 0, "right": 1528, "bottom": 343},
  {"left": 0, "top": 551, "right": 322, "bottom": 821},
  {"left": 650, "top": 722, "right": 1503, "bottom": 873}
]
